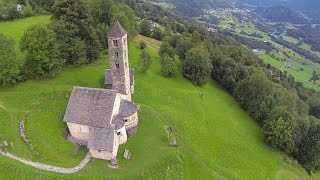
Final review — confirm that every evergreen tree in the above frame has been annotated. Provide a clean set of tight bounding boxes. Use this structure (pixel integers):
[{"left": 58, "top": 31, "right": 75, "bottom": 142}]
[{"left": 49, "top": 0, "right": 100, "bottom": 64}]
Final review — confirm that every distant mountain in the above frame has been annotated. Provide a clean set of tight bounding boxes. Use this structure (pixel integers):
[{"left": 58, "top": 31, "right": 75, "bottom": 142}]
[
  {"left": 237, "top": 0, "right": 320, "bottom": 10},
  {"left": 255, "top": 5, "right": 308, "bottom": 24},
  {"left": 154, "top": 0, "right": 234, "bottom": 17}
]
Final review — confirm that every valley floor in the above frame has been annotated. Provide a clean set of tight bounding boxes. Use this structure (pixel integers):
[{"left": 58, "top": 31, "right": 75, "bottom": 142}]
[{"left": 0, "top": 16, "right": 319, "bottom": 179}]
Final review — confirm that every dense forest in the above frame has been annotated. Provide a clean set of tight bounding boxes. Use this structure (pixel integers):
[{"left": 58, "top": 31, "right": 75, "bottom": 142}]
[
  {"left": 2, "top": 0, "right": 320, "bottom": 174},
  {"left": 255, "top": 6, "right": 307, "bottom": 24}
]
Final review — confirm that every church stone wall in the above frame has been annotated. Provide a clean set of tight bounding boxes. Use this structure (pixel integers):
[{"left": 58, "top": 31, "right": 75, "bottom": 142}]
[
  {"left": 125, "top": 112, "right": 138, "bottom": 137},
  {"left": 116, "top": 126, "right": 127, "bottom": 144},
  {"left": 108, "top": 34, "right": 131, "bottom": 96},
  {"left": 67, "top": 122, "right": 89, "bottom": 141}
]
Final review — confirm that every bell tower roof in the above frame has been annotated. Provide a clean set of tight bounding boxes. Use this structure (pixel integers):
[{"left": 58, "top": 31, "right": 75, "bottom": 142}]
[{"left": 107, "top": 21, "right": 127, "bottom": 37}]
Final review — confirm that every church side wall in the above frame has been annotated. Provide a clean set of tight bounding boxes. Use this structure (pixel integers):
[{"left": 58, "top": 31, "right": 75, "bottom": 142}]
[
  {"left": 90, "top": 149, "right": 115, "bottom": 160},
  {"left": 67, "top": 122, "right": 89, "bottom": 141},
  {"left": 90, "top": 132, "right": 119, "bottom": 160}
]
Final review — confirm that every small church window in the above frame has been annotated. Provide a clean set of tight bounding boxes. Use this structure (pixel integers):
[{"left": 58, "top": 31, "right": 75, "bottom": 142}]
[
  {"left": 117, "top": 132, "right": 121, "bottom": 136},
  {"left": 113, "top": 40, "right": 118, "bottom": 46},
  {"left": 115, "top": 63, "right": 120, "bottom": 69},
  {"left": 115, "top": 52, "right": 119, "bottom": 58}
]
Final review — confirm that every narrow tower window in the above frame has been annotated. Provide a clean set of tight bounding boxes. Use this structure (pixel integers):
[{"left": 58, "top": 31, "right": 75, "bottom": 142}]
[
  {"left": 115, "top": 63, "right": 120, "bottom": 69},
  {"left": 115, "top": 52, "right": 119, "bottom": 58},
  {"left": 113, "top": 40, "right": 118, "bottom": 46}
]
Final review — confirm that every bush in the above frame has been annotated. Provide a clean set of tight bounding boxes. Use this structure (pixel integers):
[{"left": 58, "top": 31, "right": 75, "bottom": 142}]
[{"left": 140, "top": 41, "right": 147, "bottom": 49}]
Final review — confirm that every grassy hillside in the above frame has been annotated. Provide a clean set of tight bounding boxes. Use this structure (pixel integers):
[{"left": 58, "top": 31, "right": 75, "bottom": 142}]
[{"left": 0, "top": 16, "right": 319, "bottom": 179}]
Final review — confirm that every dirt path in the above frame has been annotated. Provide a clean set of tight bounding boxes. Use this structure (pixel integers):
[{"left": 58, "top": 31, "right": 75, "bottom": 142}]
[
  {"left": 0, "top": 151, "right": 91, "bottom": 174},
  {"left": 275, "top": 169, "right": 301, "bottom": 180},
  {"left": 0, "top": 104, "right": 7, "bottom": 111}
]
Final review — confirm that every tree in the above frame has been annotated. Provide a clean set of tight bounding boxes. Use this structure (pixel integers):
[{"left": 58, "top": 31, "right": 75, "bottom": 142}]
[
  {"left": 95, "top": 23, "right": 109, "bottom": 50},
  {"left": 310, "top": 70, "right": 318, "bottom": 84},
  {"left": 152, "top": 27, "right": 164, "bottom": 40},
  {"left": 297, "top": 122, "right": 320, "bottom": 172},
  {"left": 111, "top": 4, "right": 138, "bottom": 39},
  {"left": 159, "top": 41, "right": 175, "bottom": 58},
  {"left": 182, "top": 45, "right": 212, "bottom": 86},
  {"left": 138, "top": 50, "right": 152, "bottom": 73},
  {"left": 49, "top": 0, "right": 100, "bottom": 64},
  {"left": 88, "top": 0, "right": 115, "bottom": 26},
  {"left": 160, "top": 53, "right": 176, "bottom": 78},
  {"left": 263, "top": 106, "right": 296, "bottom": 154},
  {"left": 0, "top": 33, "right": 20, "bottom": 86},
  {"left": 20, "top": 25, "right": 63, "bottom": 79},
  {"left": 140, "top": 19, "right": 152, "bottom": 37},
  {"left": 176, "top": 37, "right": 193, "bottom": 60},
  {"left": 309, "top": 98, "right": 320, "bottom": 119}
]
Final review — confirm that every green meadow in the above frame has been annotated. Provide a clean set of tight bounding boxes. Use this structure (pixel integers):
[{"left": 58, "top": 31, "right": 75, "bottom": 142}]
[{"left": 1, "top": 16, "right": 320, "bottom": 179}]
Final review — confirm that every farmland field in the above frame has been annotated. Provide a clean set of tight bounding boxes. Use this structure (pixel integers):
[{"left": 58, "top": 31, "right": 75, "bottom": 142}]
[{"left": 0, "top": 16, "right": 319, "bottom": 179}]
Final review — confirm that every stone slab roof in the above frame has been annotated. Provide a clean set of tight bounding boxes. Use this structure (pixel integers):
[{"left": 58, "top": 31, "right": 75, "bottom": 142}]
[
  {"left": 112, "top": 116, "right": 125, "bottom": 130},
  {"left": 119, "top": 99, "right": 138, "bottom": 118},
  {"left": 105, "top": 69, "right": 135, "bottom": 86},
  {"left": 88, "top": 126, "right": 115, "bottom": 152},
  {"left": 107, "top": 21, "right": 127, "bottom": 37},
  {"left": 63, "top": 87, "right": 118, "bottom": 128}
]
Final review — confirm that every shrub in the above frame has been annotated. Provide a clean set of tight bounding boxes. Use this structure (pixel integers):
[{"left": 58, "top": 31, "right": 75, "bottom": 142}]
[{"left": 140, "top": 41, "right": 147, "bottom": 49}]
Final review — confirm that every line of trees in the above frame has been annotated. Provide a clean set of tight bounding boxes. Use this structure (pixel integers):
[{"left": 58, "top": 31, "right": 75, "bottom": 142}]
[
  {"left": 0, "top": 0, "right": 138, "bottom": 85},
  {"left": 271, "top": 36, "right": 320, "bottom": 63},
  {"left": 150, "top": 5, "right": 320, "bottom": 170},
  {"left": 0, "top": 0, "right": 53, "bottom": 21}
]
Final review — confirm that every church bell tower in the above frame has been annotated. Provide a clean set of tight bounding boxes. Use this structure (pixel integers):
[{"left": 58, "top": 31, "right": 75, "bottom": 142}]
[{"left": 107, "top": 22, "right": 131, "bottom": 98}]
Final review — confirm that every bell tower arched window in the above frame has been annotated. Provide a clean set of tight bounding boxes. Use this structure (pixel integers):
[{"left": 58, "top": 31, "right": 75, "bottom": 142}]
[{"left": 113, "top": 40, "right": 118, "bottom": 46}]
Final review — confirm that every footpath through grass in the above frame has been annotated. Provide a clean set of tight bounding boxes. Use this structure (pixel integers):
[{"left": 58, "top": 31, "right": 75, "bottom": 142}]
[{"left": 0, "top": 16, "right": 319, "bottom": 179}]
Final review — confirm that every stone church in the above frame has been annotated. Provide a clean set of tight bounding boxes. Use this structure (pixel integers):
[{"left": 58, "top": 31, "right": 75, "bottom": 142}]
[{"left": 63, "top": 22, "right": 139, "bottom": 162}]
